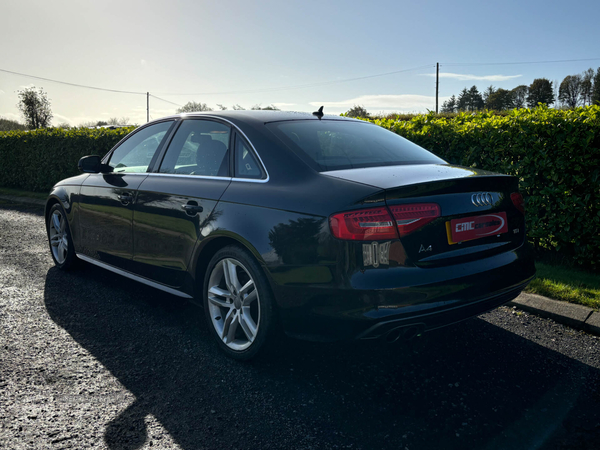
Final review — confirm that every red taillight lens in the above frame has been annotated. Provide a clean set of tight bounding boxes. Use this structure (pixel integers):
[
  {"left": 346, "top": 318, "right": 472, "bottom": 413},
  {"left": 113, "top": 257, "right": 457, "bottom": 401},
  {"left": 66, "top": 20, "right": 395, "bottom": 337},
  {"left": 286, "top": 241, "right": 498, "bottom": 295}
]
[
  {"left": 329, "top": 207, "right": 399, "bottom": 241},
  {"left": 388, "top": 203, "right": 441, "bottom": 236},
  {"left": 511, "top": 192, "right": 525, "bottom": 215}
]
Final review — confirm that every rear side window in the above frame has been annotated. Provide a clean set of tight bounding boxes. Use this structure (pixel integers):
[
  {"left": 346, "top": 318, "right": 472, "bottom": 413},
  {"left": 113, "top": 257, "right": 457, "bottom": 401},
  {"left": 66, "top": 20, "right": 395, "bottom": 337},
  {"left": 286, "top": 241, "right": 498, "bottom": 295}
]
[
  {"left": 159, "top": 119, "right": 231, "bottom": 177},
  {"left": 234, "top": 134, "right": 264, "bottom": 179},
  {"left": 108, "top": 121, "right": 173, "bottom": 173},
  {"left": 266, "top": 120, "right": 444, "bottom": 172}
]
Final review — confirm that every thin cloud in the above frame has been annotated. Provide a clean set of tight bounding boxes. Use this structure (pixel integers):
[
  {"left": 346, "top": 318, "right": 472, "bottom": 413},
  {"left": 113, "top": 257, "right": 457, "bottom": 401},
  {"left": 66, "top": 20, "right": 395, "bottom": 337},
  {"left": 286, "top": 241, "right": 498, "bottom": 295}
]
[
  {"left": 272, "top": 102, "right": 295, "bottom": 108},
  {"left": 309, "top": 94, "right": 449, "bottom": 112},
  {"left": 0, "top": 90, "right": 5, "bottom": 95},
  {"left": 425, "top": 73, "right": 522, "bottom": 81},
  {"left": 0, "top": 112, "right": 20, "bottom": 122}
]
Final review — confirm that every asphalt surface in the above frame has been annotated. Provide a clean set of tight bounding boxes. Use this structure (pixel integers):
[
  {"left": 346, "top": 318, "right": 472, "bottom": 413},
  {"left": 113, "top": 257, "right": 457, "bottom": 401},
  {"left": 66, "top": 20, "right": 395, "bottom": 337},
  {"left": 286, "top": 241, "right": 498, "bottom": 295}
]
[{"left": 1, "top": 201, "right": 600, "bottom": 450}]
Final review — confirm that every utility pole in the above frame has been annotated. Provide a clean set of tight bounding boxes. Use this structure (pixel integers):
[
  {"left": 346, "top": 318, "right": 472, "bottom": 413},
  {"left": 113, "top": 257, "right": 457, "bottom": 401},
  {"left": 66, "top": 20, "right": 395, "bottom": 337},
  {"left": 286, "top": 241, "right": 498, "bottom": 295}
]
[
  {"left": 146, "top": 92, "right": 150, "bottom": 123},
  {"left": 435, "top": 62, "right": 439, "bottom": 114}
]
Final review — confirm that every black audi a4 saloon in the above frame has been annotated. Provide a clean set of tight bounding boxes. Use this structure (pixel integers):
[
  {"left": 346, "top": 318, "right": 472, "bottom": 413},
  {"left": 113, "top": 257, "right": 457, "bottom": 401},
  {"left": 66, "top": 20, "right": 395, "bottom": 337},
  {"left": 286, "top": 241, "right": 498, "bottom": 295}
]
[{"left": 45, "top": 110, "right": 535, "bottom": 359}]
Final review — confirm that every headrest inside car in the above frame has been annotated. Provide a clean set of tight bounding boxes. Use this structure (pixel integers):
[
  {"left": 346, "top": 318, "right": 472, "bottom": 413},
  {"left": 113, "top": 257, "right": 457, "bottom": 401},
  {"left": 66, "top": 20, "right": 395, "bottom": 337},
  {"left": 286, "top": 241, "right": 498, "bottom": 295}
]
[{"left": 190, "top": 133, "right": 213, "bottom": 144}]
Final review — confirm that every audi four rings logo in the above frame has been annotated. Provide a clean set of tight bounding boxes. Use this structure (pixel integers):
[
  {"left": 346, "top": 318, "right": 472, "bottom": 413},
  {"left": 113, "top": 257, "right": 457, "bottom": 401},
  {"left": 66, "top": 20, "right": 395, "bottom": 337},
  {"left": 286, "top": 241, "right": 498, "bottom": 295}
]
[{"left": 471, "top": 192, "right": 494, "bottom": 207}]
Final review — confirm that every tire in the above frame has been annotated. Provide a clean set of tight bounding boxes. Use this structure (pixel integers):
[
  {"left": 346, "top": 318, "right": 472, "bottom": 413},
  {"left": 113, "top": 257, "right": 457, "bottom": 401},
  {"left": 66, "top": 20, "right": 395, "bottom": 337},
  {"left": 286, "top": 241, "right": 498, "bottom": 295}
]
[
  {"left": 46, "top": 203, "right": 79, "bottom": 270},
  {"left": 203, "top": 245, "right": 278, "bottom": 360}
]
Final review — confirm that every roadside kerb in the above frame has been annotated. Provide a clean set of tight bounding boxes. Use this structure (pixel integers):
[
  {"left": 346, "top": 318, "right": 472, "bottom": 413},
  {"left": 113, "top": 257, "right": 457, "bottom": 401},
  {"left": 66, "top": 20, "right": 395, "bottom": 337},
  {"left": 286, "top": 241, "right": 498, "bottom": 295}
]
[{"left": 509, "top": 292, "right": 600, "bottom": 336}]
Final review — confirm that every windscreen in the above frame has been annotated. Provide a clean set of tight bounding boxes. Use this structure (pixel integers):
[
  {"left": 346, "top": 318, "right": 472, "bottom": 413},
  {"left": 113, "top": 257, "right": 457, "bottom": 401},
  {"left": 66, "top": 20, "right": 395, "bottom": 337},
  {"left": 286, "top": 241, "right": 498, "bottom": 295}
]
[{"left": 266, "top": 120, "right": 445, "bottom": 172}]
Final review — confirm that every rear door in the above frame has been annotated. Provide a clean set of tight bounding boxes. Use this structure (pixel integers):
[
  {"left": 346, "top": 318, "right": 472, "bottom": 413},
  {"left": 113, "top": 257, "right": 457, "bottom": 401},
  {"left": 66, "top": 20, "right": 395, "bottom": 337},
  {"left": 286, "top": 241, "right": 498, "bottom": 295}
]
[
  {"left": 77, "top": 120, "right": 175, "bottom": 270},
  {"left": 131, "top": 118, "right": 233, "bottom": 287}
]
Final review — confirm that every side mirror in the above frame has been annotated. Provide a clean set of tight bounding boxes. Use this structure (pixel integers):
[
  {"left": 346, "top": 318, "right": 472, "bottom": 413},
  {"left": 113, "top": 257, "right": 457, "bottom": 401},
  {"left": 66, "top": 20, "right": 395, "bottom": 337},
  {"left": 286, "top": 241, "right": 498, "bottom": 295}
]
[{"left": 78, "top": 155, "right": 110, "bottom": 173}]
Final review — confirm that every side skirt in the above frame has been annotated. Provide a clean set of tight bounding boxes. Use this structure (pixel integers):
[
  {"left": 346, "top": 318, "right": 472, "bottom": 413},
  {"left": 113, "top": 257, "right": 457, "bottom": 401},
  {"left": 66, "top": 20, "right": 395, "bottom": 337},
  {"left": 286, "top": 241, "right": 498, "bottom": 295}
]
[{"left": 76, "top": 253, "right": 193, "bottom": 299}]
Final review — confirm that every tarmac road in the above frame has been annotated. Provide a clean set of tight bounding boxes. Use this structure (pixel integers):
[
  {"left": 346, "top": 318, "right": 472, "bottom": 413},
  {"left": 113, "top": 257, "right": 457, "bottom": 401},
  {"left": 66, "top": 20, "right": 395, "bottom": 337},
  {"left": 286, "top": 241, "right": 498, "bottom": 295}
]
[{"left": 1, "top": 201, "right": 600, "bottom": 450}]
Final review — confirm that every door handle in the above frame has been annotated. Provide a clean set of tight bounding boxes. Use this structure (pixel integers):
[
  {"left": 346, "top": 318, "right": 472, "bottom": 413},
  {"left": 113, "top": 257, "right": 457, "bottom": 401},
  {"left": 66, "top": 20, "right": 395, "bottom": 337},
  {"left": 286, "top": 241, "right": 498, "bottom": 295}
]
[
  {"left": 117, "top": 192, "right": 133, "bottom": 204},
  {"left": 181, "top": 202, "right": 203, "bottom": 216}
]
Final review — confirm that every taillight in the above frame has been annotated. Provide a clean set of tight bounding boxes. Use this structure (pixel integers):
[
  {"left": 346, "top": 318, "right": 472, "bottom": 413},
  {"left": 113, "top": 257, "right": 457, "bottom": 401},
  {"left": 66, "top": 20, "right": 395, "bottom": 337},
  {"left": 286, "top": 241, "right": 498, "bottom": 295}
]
[
  {"left": 388, "top": 203, "right": 441, "bottom": 236},
  {"left": 329, "top": 207, "right": 399, "bottom": 241},
  {"left": 511, "top": 192, "right": 525, "bottom": 215}
]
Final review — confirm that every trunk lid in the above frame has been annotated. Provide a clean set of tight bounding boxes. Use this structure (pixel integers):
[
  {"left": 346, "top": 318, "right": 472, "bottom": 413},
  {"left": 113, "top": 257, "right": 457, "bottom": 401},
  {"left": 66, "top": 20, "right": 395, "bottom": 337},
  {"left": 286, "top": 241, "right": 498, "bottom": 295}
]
[{"left": 323, "top": 164, "right": 526, "bottom": 267}]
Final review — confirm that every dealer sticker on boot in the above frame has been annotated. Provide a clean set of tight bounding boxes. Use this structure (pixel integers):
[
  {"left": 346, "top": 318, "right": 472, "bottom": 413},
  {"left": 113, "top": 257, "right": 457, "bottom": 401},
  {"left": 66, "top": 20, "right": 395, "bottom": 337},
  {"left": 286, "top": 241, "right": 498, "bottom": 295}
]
[{"left": 447, "top": 212, "right": 508, "bottom": 244}]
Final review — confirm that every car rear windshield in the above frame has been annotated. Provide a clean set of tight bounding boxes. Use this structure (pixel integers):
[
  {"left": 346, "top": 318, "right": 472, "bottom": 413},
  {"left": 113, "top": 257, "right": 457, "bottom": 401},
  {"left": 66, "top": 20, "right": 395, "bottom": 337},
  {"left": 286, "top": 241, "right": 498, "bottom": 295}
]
[{"left": 266, "top": 120, "right": 445, "bottom": 172}]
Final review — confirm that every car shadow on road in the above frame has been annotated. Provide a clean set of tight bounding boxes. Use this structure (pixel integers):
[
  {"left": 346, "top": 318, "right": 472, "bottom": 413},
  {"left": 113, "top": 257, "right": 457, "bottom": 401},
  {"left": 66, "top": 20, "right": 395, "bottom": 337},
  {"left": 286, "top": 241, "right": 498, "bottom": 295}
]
[{"left": 43, "top": 265, "right": 600, "bottom": 450}]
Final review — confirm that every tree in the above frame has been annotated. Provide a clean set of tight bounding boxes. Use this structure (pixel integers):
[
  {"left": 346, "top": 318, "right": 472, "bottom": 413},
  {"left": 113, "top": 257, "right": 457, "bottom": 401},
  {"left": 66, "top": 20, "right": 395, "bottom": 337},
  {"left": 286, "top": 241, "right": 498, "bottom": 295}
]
[
  {"left": 485, "top": 89, "right": 514, "bottom": 111},
  {"left": 482, "top": 85, "right": 496, "bottom": 104},
  {"left": 580, "top": 68, "right": 595, "bottom": 106},
  {"left": 0, "top": 117, "right": 27, "bottom": 131},
  {"left": 232, "top": 104, "right": 245, "bottom": 110},
  {"left": 345, "top": 105, "right": 369, "bottom": 118},
  {"left": 107, "top": 117, "right": 130, "bottom": 125},
  {"left": 457, "top": 86, "right": 484, "bottom": 112},
  {"left": 592, "top": 68, "right": 600, "bottom": 105},
  {"left": 456, "top": 88, "right": 469, "bottom": 111},
  {"left": 527, "top": 78, "right": 554, "bottom": 107},
  {"left": 511, "top": 85, "right": 528, "bottom": 108},
  {"left": 558, "top": 75, "right": 582, "bottom": 109},
  {"left": 250, "top": 104, "right": 281, "bottom": 110},
  {"left": 216, "top": 104, "right": 228, "bottom": 110},
  {"left": 176, "top": 101, "right": 213, "bottom": 113},
  {"left": 441, "top": 95, "right": 458, "bottom": 113},
  {"left": 16, "top": 86, "right": 52, "bottom": 129}
]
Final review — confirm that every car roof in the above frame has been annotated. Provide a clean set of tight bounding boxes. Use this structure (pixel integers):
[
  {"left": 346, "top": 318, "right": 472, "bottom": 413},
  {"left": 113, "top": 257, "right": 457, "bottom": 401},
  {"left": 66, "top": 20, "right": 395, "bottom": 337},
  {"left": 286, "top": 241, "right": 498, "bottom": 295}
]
[{"left": 159, "top": 110, "right": 365, "bottom": 126}]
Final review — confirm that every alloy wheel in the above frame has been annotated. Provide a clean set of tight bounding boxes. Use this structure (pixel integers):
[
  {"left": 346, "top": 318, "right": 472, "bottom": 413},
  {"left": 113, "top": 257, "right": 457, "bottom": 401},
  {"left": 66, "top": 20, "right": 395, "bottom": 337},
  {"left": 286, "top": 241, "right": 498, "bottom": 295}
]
[
  {"left": 49, "top": 210, "right": 68, "bottom": 265},
  {"left": 207, "top": 258, "right": 260, "bottom": 351}
]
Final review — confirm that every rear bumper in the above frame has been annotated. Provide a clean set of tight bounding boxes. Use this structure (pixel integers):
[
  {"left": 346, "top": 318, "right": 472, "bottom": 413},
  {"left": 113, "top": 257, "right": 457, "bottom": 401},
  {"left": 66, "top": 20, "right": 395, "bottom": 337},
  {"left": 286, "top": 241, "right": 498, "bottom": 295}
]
[
  {"left": 272, "top": 244, "right": 535, "bottom": 342},
  {"left": 355, "top": 280, "right": 528, "bottom": 340}
]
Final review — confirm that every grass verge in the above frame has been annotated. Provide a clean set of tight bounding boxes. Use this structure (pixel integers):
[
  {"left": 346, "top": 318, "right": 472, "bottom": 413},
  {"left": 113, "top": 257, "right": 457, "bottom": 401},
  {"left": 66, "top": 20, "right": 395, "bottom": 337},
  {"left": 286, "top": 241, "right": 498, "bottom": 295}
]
[{"left": 526, "top": 262, "right": 600, "bottom": 310}]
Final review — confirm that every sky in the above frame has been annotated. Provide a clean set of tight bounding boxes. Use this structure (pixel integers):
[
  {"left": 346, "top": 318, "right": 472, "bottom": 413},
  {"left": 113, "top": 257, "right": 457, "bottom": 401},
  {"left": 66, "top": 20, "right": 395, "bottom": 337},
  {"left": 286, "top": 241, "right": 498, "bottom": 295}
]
[{"left": 1, "top": 0, "right": 600, "bottom": 125}]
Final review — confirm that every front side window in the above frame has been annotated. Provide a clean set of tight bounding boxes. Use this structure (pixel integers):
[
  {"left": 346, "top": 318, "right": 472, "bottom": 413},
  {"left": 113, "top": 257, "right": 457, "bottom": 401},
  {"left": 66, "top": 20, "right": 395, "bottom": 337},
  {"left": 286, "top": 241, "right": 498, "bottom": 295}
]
[
  {"left": 108, "top": 121, "right": 173, "bottom": 173},
  {"left": 159, "top": 119, "right": 231, "bottom": 177},
  {"left": 266, "top": 120, "right": 445, "bottom": 172},
  {"left": 234, "top": 134, "right": 264, "bottom": 179}
]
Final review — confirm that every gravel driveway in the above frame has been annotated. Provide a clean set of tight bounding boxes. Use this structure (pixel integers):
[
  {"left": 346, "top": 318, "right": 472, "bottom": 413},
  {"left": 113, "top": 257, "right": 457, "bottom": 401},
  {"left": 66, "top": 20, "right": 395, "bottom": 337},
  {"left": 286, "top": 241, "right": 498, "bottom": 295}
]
[{"left": 1, "top": 201, "right": 600, "bottom": 449}]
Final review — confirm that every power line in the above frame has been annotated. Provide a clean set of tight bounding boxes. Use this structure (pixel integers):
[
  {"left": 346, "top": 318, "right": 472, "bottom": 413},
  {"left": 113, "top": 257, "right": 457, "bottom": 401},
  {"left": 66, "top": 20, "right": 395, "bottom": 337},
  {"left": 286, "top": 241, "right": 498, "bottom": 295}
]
[
  {"left": 154, "top": 64, "right": 436, "bottom": 96},
  {"left": 442, "top": 57, "right": 600, "bottom": 67},
  {"left": 149, "top": 94, "right": 182, "bottom": 107},
  {"left": 0, "top": 64, "right": 434, "bottom": 99},
  {"left": 0, "top": 68, "right": 146, "bottom": 95}
]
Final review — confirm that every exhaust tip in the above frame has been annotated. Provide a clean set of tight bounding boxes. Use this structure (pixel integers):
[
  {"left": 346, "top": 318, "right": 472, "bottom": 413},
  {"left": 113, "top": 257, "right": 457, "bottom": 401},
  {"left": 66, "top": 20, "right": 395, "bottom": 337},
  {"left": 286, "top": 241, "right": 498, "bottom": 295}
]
[
  {"left": 383, "top": 324, "right": 425, "bottom": 344},
  {"left": 385, "top": 328, "right": 402, "bottom": 344}
]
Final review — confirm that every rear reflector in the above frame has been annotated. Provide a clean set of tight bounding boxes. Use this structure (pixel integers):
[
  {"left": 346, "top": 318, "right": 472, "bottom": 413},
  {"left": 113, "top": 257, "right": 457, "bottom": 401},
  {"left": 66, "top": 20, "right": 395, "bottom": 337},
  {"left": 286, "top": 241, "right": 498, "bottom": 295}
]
[
  {"left": 329, "top": 208, "right": 399, "bottom": 241},
  {"left": 511, "top": 192, "right": 525, "bottom": 215},
  {"left": 388, "top": 203, "right": 441, "bottom": 236}
]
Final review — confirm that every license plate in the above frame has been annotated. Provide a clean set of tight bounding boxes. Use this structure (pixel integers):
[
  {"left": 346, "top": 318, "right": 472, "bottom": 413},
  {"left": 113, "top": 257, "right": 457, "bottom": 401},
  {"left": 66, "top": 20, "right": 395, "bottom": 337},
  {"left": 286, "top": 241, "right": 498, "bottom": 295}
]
[{"left": 447, "top": 212, "right": 508, "bottom": 244}]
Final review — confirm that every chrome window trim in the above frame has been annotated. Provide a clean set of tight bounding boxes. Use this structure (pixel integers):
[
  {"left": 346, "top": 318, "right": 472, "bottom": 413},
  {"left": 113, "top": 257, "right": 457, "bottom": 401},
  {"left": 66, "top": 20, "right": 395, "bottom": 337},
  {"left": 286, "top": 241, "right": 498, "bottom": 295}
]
[
  {"left": 177, "top": 115, "right": 270, "bottom": 183},
  {"left": 142, "top": 173, "right": 269, "bottom": 184},
  {"left": 108, "top": 172, "right": 149, "bottom": 176},
  {"left": 146, "top": 173, "right": 233, "bottom": 181},
  {"left": 231, "top": 177, "right": 269, "bottom": 184},
  {"left": 76, "top": 253, "right": 193, "bottom": 299}
]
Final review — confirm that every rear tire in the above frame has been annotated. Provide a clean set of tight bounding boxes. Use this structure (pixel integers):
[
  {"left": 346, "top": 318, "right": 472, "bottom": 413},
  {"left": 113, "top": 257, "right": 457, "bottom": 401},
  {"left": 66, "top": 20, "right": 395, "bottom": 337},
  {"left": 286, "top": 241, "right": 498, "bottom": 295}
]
[
  {"left": 203, "top": 245, "right": 277, "bottom": 361},
  {"left": 46, "top": 203, "right": 79, "bottom": 270}
]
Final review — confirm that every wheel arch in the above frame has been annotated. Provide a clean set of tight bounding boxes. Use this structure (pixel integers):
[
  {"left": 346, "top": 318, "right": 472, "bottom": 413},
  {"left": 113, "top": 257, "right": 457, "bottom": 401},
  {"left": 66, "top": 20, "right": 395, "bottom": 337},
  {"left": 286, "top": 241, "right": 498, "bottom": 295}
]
[
  {"left": 193, "top": 234, "right": 265, "bottom": 281},
  {"left": 191, "top": 234, "right": 276, "bottom": 302}
]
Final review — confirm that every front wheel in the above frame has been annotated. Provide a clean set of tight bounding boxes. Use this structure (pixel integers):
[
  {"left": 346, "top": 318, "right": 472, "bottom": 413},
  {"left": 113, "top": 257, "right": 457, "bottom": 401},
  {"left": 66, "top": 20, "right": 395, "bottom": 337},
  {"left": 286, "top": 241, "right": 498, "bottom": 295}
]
[
  {"left": 203, "top": 246, "right": 277, "bottom": 360},
  {"left": 46, "top": 203, "right": 78, "bottom": 270}
]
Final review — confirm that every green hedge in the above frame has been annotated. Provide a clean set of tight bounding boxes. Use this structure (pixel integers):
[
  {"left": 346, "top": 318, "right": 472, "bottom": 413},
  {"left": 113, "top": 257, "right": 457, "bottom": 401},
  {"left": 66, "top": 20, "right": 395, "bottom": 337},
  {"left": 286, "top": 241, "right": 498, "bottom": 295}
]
[
  {"left": 1, "top": 107, "right": 599, "bottom": 267},
  {"left": 366, "top": 105, "right": 600, "bottom": 268},
  {"left": 0, "top": 127, "right": 134, "bottom": 192}
]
